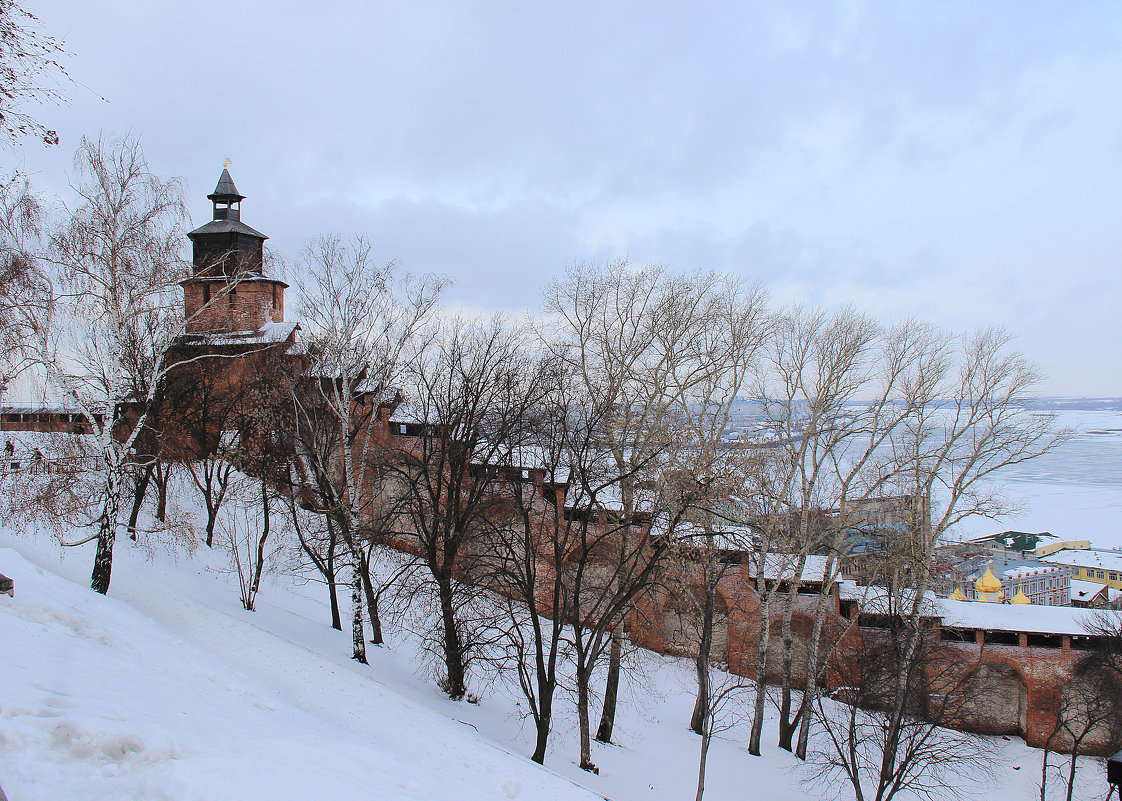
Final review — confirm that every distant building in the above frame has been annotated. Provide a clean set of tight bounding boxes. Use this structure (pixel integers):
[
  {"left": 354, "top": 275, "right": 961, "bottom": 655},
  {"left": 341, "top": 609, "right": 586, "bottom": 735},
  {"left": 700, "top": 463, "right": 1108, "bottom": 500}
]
[
  {"left": 949, "top": 555, "right": 1073, "bottom": 606},
  {"left": 1069, "top": 578, "right": 1122, "bottom": 608},
  {"left": 1039, "top": 546, "right": 1122, "bottom": 594},
  {"left": 962, "top": 530, "right": 1054, "bottom": 558},
  {"left": 1033, "top": 539, "right": 1091, "bottom": 558}
]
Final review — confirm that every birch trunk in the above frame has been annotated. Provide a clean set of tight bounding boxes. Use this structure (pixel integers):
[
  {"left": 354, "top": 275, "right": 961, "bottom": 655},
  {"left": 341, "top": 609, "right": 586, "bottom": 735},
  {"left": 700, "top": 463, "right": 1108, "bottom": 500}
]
[
  {"left": 748, "top": 595, "right": 772, "bottom": 756},
  {"left": 326, "top": 517, "right": 342, "bottom": 630},
  {"left": 795, "top": 585, "right": 831, "bottom": 759},
  {"left": 351, "top": 563, "right": 367, "bottom": 664},
  {"left": 90, "top": 480, "right": 119, "bottom": 595},
  {"left": 777, "top": 559, "right": 804, "bottom": 751}
]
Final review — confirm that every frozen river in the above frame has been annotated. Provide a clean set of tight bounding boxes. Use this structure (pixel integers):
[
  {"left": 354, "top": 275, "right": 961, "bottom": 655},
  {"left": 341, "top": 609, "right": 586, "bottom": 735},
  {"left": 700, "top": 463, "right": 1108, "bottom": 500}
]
[
  {"left": 959, "top": 403, "right": 1122, "bottom": 549},
  {"left": 725, "top": 397, "right": 1122, "bottom": 550}
]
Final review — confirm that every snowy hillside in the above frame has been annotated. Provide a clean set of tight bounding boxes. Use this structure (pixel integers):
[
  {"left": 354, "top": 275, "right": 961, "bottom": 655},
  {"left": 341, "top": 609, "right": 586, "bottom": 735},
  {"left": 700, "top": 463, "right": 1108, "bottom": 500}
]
[
  {"left": 0, "top": 530, "right": 1108, "bottom": 801},
  {"left": 0, "top": 543, "right": 605, "bottom": 801}
]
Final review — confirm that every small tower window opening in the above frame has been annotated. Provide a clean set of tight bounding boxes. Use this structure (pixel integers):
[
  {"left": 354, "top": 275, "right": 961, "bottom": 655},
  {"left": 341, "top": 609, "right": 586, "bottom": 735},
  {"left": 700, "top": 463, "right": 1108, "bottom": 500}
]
[{"left": 212, "top": 198, "right": 242, "bottom": 221}]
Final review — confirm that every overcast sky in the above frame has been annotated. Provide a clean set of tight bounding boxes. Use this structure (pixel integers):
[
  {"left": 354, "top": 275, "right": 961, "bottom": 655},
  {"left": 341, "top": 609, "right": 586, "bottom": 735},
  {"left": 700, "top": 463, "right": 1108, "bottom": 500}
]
[{"left": 11, "top": 1, "right": 1122, "bottom": 396}]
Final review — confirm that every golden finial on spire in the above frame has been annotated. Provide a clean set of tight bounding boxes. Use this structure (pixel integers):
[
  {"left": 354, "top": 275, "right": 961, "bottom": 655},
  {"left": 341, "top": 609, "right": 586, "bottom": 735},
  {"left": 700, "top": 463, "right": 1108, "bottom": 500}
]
[{"left": 223, "top": 157, "right": 232, "bottom": 170}]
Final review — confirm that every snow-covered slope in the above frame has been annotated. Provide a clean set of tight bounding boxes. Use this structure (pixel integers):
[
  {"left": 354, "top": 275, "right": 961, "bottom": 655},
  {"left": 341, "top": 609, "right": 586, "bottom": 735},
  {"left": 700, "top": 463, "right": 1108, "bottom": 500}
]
[
  {"left": 0, "top": 531, "right": 1108, "bottom": 800},
  {"left": 0, "top": 544, "right": 599, "bottom": 801}
]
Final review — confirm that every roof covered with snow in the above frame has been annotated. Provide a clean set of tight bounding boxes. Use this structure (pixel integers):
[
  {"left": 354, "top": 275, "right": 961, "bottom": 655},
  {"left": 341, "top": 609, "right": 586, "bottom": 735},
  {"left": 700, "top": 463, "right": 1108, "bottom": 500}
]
[
  {"left": 747, "top": 553, "right": 831, "bottom": 582},
  {"left": 838, "top": 582, "right": 942, "bottom": 617},
  {"left": 997, "top": 563, "right": 1069, "bottom": 580},
  {"left": 1069, "top": 578, "right": 1108, "bottom": 603},
  {"left": 1040, "top": 547, "right": 1122, "bottom": 573}
]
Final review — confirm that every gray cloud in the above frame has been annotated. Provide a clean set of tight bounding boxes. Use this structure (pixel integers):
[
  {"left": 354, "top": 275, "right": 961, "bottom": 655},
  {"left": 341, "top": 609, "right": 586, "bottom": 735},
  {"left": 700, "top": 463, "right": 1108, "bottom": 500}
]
[{"left": 12, "top": 0, "right": 1122, "bottom": 395}]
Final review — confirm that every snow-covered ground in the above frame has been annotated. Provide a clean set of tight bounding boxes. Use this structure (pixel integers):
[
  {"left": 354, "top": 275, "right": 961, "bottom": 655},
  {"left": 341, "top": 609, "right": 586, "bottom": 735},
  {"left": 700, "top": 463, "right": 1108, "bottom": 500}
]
[
  {"left": 0, "top": 403, "right": 1117, "bottom": 799},
  {"left": 0, "top": 526, "right": 1109, "bottom": 801}
]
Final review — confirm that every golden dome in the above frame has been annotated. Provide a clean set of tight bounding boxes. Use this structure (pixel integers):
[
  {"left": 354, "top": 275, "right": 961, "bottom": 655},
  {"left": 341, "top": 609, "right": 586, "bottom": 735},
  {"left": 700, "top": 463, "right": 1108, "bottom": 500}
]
[
  {"left": 950, "top": 587, "right": 967, "bottom": 601},
  {"left": 1011, "top": 586, "right": 1031, "bottom": 604},
  {"left": 975, "top": 564, "right": 1003, "bottom": 594}
]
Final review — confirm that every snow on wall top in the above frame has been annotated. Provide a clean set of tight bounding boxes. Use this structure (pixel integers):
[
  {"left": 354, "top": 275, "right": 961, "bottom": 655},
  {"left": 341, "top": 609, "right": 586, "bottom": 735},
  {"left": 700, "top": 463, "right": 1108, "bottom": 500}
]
[
  {"left": 937, "top": 597, "right": 1106, "bottom": 635},
  {"left": 839, "top": 580, "right": 1118, "bottom": 635}
]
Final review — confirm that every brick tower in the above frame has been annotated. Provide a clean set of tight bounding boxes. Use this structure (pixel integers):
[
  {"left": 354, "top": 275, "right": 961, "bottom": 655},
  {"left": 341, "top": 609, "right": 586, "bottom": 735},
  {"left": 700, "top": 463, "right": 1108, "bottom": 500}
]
[{"left": 182, "top": 168, "right": 288, "bottom": 334}]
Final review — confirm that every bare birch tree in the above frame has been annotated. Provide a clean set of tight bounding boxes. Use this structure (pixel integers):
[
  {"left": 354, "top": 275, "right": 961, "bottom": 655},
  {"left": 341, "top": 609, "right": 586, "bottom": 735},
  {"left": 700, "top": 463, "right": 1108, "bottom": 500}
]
[
  {"left": 36, "top": 135, "right": 188, "bottom": 594},
  {"left": 219, "top": 474, "right": 286, "bottom": 612},
  {"left": 292, "top": 234, "right": 445, "bottom": 661},
  {"left": 562, "top": 452, "right": 675, "bottom": 772},
  {"left": 468, "top": 353, "right": 574, "bottom": 763},
  {"left": 749, "top": 308, "right": 942, "bottom": 757},
  {"left": 0, "top": 174, "right": 49, "bottom": 389},
  {"left": 805, "top": 598, "right": 993, "bottom": 801},
  {"left": 748, "top": 305, "right": 881, "bottom": 752},
  {"left": 790, "top": 318, "right": 944, "bottom": 759},
  {"left": 693, "top": 664, "right": 753, "bottom": 801},
  {"left": 1038, "top": 612, "right": 1122, "bottom": 801},
  {"left": 661, "top": 277, "right": 769, "bottom": 737}
]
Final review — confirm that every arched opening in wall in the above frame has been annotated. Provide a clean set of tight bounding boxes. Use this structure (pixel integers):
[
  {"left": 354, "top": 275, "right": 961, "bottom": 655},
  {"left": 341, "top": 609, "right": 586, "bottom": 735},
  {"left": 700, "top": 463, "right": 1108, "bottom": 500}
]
[
  {"left": 764, "top": 615, "right": 811, "bottom": 685},
  {"left": 658, "top": 589, "right": 730, "bottom": 661},
  {"left": 1054, "top": 669, "right": 1122, "bottom": 755},
  {"left": 660, "top": 604, "right": 694, "bottom": 657},
  {"left": 957, "top": 661, "right": 1027, "bottom": 737}
]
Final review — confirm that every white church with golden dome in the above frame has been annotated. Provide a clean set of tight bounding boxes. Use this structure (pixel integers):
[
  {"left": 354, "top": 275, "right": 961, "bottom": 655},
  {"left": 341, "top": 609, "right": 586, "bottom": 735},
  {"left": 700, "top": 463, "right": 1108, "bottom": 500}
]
[{"left": 951, "top": 560, "right": 1062, "bottom": 604}]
